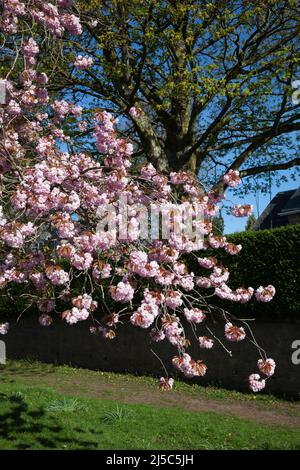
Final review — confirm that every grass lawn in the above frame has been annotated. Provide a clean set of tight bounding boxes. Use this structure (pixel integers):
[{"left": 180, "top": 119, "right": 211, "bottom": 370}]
[{"left": 0, "top": 360, "right": 299, "bottom": 450}]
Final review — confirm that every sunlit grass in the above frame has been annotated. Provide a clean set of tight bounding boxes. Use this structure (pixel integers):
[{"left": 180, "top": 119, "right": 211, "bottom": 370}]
[{"left": 0, "top": 378, "right": 299, "bottom": 450}]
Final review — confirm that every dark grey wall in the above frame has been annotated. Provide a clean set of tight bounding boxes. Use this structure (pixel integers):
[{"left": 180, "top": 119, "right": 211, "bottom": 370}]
[{"left": 4, "top": 317, "right": 300, "bottom": 398}]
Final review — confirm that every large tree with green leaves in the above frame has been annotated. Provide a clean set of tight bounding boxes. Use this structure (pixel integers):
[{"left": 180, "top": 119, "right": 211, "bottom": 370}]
[{"left": 10, "top": 0, "right": 300, "bottom": 192}]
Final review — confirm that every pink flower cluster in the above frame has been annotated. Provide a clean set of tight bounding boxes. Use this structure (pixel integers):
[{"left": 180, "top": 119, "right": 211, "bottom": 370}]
[
  {"left": 38, "top": 314, "right": 53, "bottom": 326},
  {"left": 198, "top": 257, "right": 217, "bottom": 269},
  {"left": 63, "top": 307, "right": 90, "bottom": 325},
  {"left": 165, "top": 290, "right": 183, "bottom": 309},
  {"left": 110, "top": 282, "right": 135, "bottom": 303},
  {"left": 224, "top": 242, "right": 242, "bottom": 255},
  {"left": 231, "top": 204, "right": 253, "bottom": 217},
  {"left": 249, "top": 356, "right": 277, "bottom": 391},
  {"left": 129, "top": 106, "right": 141, "bottom": 118},
  {"left": 0, "top": 11, "right": 278, "bottom": 392},
  {"left": 130, "top": 304, "right": 157, "bottom": 329},
  {"left": 45, "top": 265, "right": 69, "bottom": 286},
  {"left": 172, "top": 354, "right": 207, "bottom": 378},
  {"left": 225, "top": 322, "right": 246, "bottom": 342},
  {"left": 0, "top": 322, "right": 9, "bottom": 335},
  {"left": 23, "top": 38, "right": 39, "bottom": 65},
  {"left": 1, "top": 1, "right": 81, "bottom": 37},
  {"left": 199, "top": 336, "right": 214, "bottom": 349},
  {"left": 184, "top": 308, "right": 206, "bottom": 323},
  {"left": 258, "top": 358, "right": 276, "bottom": 377},
  {"left": 248, "top": 374, "right": 266, "bottom": 392},
  {"left": 74, "top": 55, "right": 94, "bottom": 70},
  {"left": 255, "top": 285, "right": 276, "bottom": 302},
  {"left": 72, "top": 294, "right": 98, "bottom": 311},
  {"left": 161, "top": 315, "right": 184, "bottom": 346},
  {"left": 223, "top": 169, "right": 241, "bottom": 188},
  {"left": 159, "top": 377, "right": 174, "bottom": 391},
  {"left": 215, "top": 285, "right": 254, "bottom": 303}
]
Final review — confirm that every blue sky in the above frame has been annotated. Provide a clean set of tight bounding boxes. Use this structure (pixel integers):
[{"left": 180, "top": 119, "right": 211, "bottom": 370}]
[{"left": 223, "top": 171, "right": 300, "bottom": 234}]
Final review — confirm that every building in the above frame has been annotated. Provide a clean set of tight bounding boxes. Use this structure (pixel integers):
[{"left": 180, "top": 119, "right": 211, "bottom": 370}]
[{"left": 253, "top": 187, "right": 300, "bottom": 230}]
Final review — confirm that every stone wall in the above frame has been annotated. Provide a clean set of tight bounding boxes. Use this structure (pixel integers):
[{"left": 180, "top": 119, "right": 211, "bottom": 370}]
[{"left": 3, "top": 317, "right": 300, "bottom": 398}]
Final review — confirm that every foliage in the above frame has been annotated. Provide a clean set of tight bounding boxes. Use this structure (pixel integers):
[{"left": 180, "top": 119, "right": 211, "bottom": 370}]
[
  {"left": 46, "top": 398, "right": 88, "bottom": 413},
  {"left": 245, "top": 214, "right": 257, "bottom": 231},
  {"left": 194, "top": 225, "right": 300, "bottom": 320},
  {"left": 21, "top": 0, "right": 300, "bottom": 192},
  {"left": 212, "top": 212, "right": 225, "bottom": 235},
  {"left": 101, "top": 405, "right": 134, "bottom": 423}
]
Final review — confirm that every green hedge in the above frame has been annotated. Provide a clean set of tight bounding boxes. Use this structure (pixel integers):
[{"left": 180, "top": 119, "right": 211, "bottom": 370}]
[
  {"left": 191, "top": 224, "right": 300, "bottom": 321},
  {"left": 1, "top": 225, "right": 299, "bottom": 322}
]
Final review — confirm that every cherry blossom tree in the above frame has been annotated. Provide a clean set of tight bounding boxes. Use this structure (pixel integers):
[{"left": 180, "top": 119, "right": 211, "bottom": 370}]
[{"left": 0, "top": 0, "right": 276, "bottom": 392}]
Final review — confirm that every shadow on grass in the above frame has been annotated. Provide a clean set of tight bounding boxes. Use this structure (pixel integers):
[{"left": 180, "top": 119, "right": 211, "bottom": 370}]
[
  {"left": 0, "top": 392, "right": 99, "bottom": 450},
  {"left": 0, "top": 360, "right": 56, "bottom": 377}
]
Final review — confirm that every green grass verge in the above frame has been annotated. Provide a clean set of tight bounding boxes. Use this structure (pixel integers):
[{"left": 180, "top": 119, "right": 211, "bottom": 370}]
[
  {"left": 0, "top": 381, "right": 299, "bottom": 450},
  {"left": 1, "top": 359, "right": 292, "bottom": 406}
]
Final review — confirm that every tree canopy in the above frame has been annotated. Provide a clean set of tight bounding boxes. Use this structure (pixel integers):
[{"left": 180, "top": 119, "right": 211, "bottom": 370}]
[
  {"left": 32, "top": 0, "right": 300, "bottom": 193},
  {"left": 1, "top": 0, "right": 299, "bottom": 194}
]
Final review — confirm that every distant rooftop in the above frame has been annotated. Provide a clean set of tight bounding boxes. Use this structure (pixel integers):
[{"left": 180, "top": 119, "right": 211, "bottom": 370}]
[
  {"left": 279, "top": 187, "right": 300, "bottom": 217},
  {"left": 253, "top": 188, "right": 300, "bottom": 230}
]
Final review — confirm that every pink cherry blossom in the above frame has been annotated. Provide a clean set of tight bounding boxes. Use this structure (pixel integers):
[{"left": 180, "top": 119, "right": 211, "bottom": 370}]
[
  {"left": 58, "top": 0, "right": 74, "bottom": 8},
  {"left": 129, "top": 106, "right": 141, "bottom": 118},
  {"left": 38, "top": 314, "right": 53, "bottom": 326},
  {"left": 150, "top": 328, "right": 165, "bottom": 342},
  {"left": 223, "top": 169, "right": 241, "bottom": 188},
  {"left": 72, "top": 294, "right": 97, "bottom": 311},
  {"left": 4, "top": 0, "right": 25, "bottom": 16},
  {"left": 159, "top": 377, "right": 174, "bottom": 391},
  {"left": 199, "top": 336, "right": 214, "bottom": 349},
  {"left": 37, "top": 299, "right": 55, "bottom": 313},
  {"left": 0, "top": 11, "right": 278, "bottom": 393},
  {"left": 195, "top": 276, "right": 212, "bottom": 289},
  {"left": 184, "top": 308, "right": 206, "bottom": 323},
  {"left": 231, "top": 204, "right": 253, "bottom": 217},
  {"left": 248, "top": 373, "right": 266, "bottom": 392},
  {"left": 224, "top": 243, "right": 242, "bottom": 255},
  {"left": 92, "top": 262, "right": 112, "bottom": 280},
  {"left": 74, "top": 55, "right": 94, "bottom": 69},
  {"left": 52, "top": 100, "right": 70, "bottom": 119},
  {"left": 208, "top": 234, "right": 226, "bottom": 249},
  {"left": 234, "top": 287, "right": 254, "bottom": 303},
  {"left": 0, "top": 322, "right": 9, "bottom": 335},
  {"left": 140, "top": 163, "right": 157, "bottom": 179},
  {"left": 165, "top": 290, "right": 183, "bottom": 309},
  {"left": 22, "top": 38, "right": 39, "bottom": 59},
  {"left": 255, "top": 285, "right": 276, "bottom": 302},
  {"left": 7, "top": 100, "right": 21, "bottom": 116},
  {"left": 110, "top": 281, "right": 134, "bottom": 303},
  {"left": 130, "top": 309, "right": 155, "bottom": 329},
  {"left": 63, "top": 307, "right": 90, "bottom": 325},
  {"left": 71, "top": 252, "right": 93, "bottom": 270},
  {"left": 225, "top": 322, "right": 246, "bottom": 342},
  {"left": 172, "top": 354, "right": 207, "bottom": 378},
  {"left": 61, "top": 14, "right": 82, "bottom": 35},
  {"left": 104, "top": 313, "right": 119, "bottom": 327},
  {"left": 198, "top": 257, "right": 217, "bottom": 269},
  {"left": 45, "top": 266, "right": 69, "bottom": 286},
  {"left": 162, "top": 315, "right": 184, "bottom": 346},
  {"left": 258, "top": 358, "right": 276, "bottom": 377},
  {"left": 143, "top": 289, "right": 164, "bottom": 306}
]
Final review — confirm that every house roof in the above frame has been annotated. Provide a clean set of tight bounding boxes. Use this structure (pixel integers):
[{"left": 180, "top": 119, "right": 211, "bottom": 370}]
[
  {"left": 253, "top": 188, "right": 300, "bottom": 230},
  {"left": 279, "top": 187, "right": 300, "bottom": 216}
]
